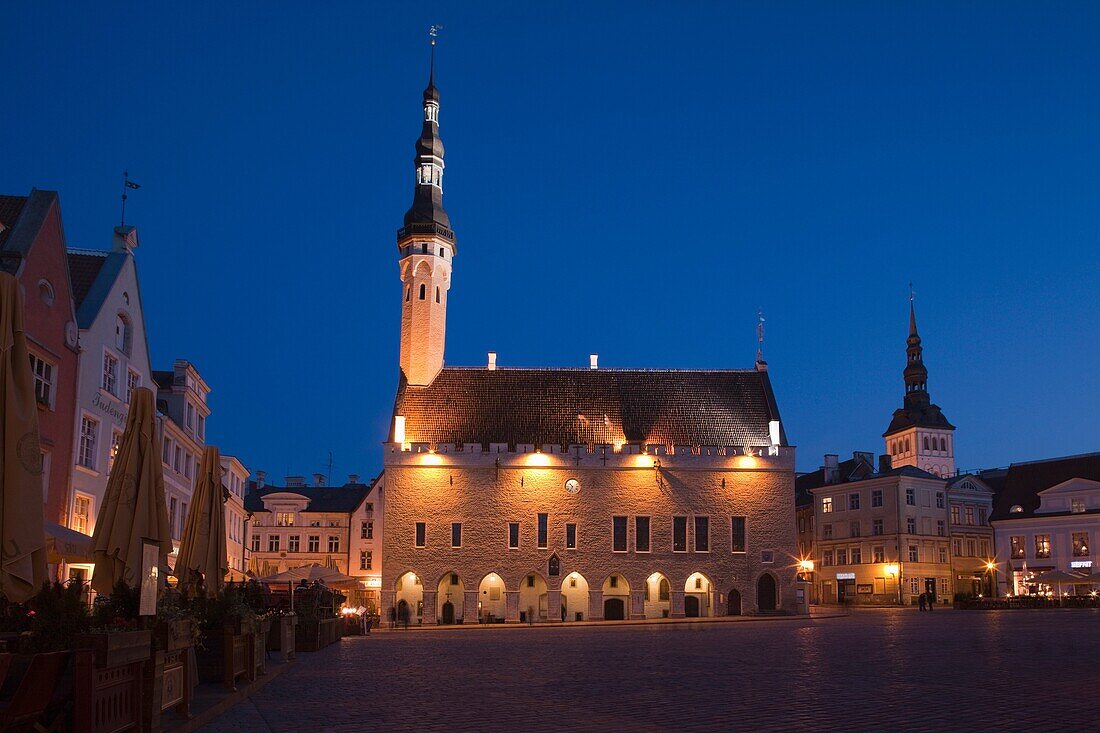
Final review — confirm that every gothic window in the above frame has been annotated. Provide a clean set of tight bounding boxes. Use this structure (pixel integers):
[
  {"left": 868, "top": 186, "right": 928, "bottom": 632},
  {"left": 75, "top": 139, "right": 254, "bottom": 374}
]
[
  {"left": 405, "top": 286, "right": 411, "bottom": 302},
  {"left": 923, "top": 436, "right": 929, "bottom": 451},
  {"left": 419, "top": 283, "right": 426, "bottom": 300},
  {"left": 940, "top": 437, "right": 947, "bottom": 451},
  {"left": 435, "top": 286, "right": 440, "bottom": 303}
]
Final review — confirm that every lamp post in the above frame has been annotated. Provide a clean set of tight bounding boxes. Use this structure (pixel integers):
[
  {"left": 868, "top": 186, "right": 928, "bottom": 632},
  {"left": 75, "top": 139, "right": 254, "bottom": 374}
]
[
  {"left": 885, "top": 563, "right": 901, "bottom": 605},
  {"left": 985, "top": 561, "right": 996, "bottom": 599}
]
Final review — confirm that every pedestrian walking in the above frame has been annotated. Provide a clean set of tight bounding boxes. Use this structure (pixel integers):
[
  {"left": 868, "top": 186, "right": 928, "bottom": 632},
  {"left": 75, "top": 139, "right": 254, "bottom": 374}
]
[
  {"left": 927, "top": 593, "right": 934, "bottom": 611},
  {"left": 918, "top": 592, "right": 927, "bottom": 611},
  {"left": 388, "top": 605, "right": 396, "bottom": 629},
  {"left": 399, "top": 602, "right": 410, "bottom": 630}
]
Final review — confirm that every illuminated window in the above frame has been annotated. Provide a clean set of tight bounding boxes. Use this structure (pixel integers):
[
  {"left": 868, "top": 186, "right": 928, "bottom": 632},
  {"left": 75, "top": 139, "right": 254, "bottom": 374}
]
[
  {"left": 1034, "top": 535, "right": 1053, "bottom": 559},
  {"left": 1072, "top": 533, "right": 1089, "bottom": 557},
  {"left": 107, "top": 430, "right": 122, "bottom": 474},
  {"left": 72, "top": 495, "right": 92, "bottom": 535},
  {"left": 822, "top": 497, "right": 833, "bottom": 514},
  {"left": 276, "top": 512, "right": 294, "bottom": 527}
]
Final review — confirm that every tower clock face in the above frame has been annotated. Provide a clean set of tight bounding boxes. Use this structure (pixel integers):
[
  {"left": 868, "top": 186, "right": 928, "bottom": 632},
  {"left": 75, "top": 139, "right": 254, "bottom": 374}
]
[{"left": 564, "top": 479, "right": 580, "bottom": 494}]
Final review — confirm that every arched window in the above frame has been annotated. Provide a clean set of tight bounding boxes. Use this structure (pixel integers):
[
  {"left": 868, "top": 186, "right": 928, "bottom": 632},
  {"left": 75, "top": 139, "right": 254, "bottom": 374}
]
[
  {"left": 405, "top": 286, "right": 411, "bottom": 302},
  {"left": 115, "top": 313, "right": 132, "bottom": 356},
  {"left": 658, "top": 578, "right": 670, "bottom": 601},
  {"left": 923, "top": 436, "right": 929, "bottom": 452},
  {"left": 419, "top": 283, "right": 426, "bottom": 300},
  {"left": 435, "top": 286, "right": 440, "bottom": 303},
  {"left": 905, "top": 438, "right": 910, "bottom": 453},
  {"left": 38, "top": 279, "right": 55, "bottom": 306},
  {"left": 940, "top": 437, "right": 947, "bottom": 451}
]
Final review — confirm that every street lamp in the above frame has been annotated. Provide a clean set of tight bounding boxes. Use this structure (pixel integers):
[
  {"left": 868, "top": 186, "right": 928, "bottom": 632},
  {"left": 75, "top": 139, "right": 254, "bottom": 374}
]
[
  {"left": 985, "top": 560, "right": 996, "bottom": 599},
  {"left": 885, "top": 564, "right": 901, "bottom": 605}
]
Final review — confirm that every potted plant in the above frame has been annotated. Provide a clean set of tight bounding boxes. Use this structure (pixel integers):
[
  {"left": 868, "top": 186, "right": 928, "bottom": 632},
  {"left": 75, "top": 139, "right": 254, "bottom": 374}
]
[
  {"left": 76, "top": 581, "right": 153, "bottom": 668},
  {"left": 193, "top": 583, "right": 257, "bottom": 690}
]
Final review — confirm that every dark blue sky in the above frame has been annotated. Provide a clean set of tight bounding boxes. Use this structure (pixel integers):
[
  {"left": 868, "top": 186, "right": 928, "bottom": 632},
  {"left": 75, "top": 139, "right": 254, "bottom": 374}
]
[{"left": 4, "top": 3, "right": 1098, "bottom": 478}]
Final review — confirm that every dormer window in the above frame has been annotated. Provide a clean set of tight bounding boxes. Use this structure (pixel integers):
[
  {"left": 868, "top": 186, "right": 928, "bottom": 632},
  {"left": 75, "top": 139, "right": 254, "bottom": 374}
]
[
  {"left": 276, "top": 512, "right": 295, "bottom": 527},
  {"left": 1010, "top": 504, "right": 1023, "bottom": 514}
]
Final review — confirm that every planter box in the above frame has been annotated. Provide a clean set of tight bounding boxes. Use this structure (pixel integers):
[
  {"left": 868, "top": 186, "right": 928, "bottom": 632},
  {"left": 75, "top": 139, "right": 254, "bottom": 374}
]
[
  {"left": 74, "top": 630, "right": 152, "bottom": 668},
  {"left": 253, "top": 618, "right": 272, "bottom": 677},
  {"left": 266, "top": 614, "right": 297, "bottom": 662},
  {"left": 154, "top": 619, "right": 195, "bottom": 652},
  {"left": 195, "top": 626, "right": 256, "bottom": 691},
  {"left": 295, "top": 617, "right": 342, "bottom": 652}
]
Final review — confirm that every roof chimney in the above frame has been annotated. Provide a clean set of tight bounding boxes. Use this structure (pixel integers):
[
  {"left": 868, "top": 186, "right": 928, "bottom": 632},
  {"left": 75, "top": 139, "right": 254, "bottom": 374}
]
[
  {"left": 488, "top": 351, "right": 497, "bottom": 371},
  {"left": 313, "top": 473, "right": 326, "bottom": 486},
  {"left": 589, "top": 354, "right": 598, "bottom": 370},
  {"left": 255, "top": 470, "right": 266, "bottom": 489},
  {"left": 878, "top": 454, "right": 892, "bottom": 474},
  {"left": 823, "top": 454, "right": 839, "bottom": 485},
  {"left": 348, "top": 473, "right": 359, "bottom": 484}
]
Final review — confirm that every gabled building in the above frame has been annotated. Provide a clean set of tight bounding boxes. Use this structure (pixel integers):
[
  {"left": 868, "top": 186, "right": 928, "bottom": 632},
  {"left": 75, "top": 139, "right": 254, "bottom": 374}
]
[
  {"left": 989, "top": 453, "right": 1100, "bottom": 597},
  {"left": 380, "top": 55, "right": 799, "bottom": 626},
  {"left": 221, "top": 454, "right": 251, "bottom": 579},
  {"left": 0, "top": 190, "right": 81, "bottom": 528},
  {"left": 66, "top": 225, "right": 153, "bottom": 541}
]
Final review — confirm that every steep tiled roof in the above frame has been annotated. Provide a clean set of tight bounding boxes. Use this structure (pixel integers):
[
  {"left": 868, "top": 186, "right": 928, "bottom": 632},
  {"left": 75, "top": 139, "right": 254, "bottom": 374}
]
[
  {"left": 392, "top": 367, "right": 786, "bottom": 449},
  {"left": 244, "top": 481, "right": 375, "bottom": 514},
  {"left": 67, "top": 251, "right": 108, "bottom": 310},
  {"left": 990, "top": 452, "right": 1100, "bottom": 521}
]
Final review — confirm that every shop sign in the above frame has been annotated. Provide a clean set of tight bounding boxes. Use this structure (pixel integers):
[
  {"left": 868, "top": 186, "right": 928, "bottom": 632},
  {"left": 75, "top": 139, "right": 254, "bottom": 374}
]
[
  {"left": 835, "top": 572, "right": 855, "bottom": 580},
  {"left": 1070, "top": 560, "right": 1092, "bottom": 569}
]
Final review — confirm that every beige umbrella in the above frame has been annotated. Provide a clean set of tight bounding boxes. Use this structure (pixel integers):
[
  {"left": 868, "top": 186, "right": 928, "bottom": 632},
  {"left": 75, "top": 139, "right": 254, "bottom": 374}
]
[
  {"left": 173, "top": 446, "right": 228, "bottom": 597},
  {"left": 90, "top": 387, "right": 173, "bottom": 594},
  {"left": 45, "top": 521, "right": 93, "bottom": 564},
  {"left": 0, "top": 272, "right": 48, "bottom": 602}
]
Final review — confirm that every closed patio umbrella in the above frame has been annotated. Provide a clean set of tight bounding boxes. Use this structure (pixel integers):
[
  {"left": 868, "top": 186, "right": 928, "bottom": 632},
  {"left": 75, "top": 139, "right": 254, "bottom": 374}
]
[
  {"left": 90, "top": 387, "right": 173, "bottom": 594},
  {"left": 173, "top": 446, "right": 228, "bottom": 597},
  {"left": 0, "top": 272, "right": 48, "bottom": 602}
]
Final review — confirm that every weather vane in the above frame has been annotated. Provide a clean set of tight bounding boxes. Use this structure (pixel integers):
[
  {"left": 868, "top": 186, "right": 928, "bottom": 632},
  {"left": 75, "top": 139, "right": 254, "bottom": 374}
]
[
  {"left": 430, "top": 24, "right": 442, "bottom": 46},
  {"left": 909, "top": 281, "right": 915, "bottom": 302},
  {"left": 120, "top": 170, "right": 141, "bottom": 227}
]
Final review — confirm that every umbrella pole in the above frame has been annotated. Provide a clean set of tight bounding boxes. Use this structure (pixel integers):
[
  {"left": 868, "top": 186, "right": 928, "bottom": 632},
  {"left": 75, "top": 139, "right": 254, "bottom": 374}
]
[{"left": 290, "top": 580, "right": 294, "bottom": 612}]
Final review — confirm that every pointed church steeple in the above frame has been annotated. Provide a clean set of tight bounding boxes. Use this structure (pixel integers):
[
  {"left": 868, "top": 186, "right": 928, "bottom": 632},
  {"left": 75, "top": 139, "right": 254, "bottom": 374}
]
[
  {"left": 396, "top": 30, "right": 455, "bottom": 388},
  {"left": 884, "top": 291, "right": 956, "bottom": 476},
  {"left": 400, "top": 33, "right": 453, "bottom": 240}
]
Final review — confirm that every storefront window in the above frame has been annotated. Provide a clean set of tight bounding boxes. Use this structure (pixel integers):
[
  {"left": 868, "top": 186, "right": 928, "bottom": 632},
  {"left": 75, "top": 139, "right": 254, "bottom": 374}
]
[
  {"left": 1034, "top": 534, "right": 1051, "bottom": 559},
  {"left": 1072, "top": 532, "right": 1090, "bottom": 557}
]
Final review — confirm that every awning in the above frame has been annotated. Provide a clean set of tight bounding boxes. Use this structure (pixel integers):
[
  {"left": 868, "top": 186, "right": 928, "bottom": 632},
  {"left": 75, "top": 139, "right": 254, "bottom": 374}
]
[{"left": 45, "top": 522, "right": 93, "bottom": 564}]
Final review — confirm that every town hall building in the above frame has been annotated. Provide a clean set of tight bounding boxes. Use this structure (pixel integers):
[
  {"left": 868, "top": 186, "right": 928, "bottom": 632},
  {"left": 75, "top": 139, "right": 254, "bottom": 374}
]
[{"left": 379, "top": 58, "right": 801, "bottom": 624}]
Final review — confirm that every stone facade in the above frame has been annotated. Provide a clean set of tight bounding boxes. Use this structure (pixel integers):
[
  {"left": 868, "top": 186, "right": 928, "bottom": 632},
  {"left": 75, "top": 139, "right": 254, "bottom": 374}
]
[{"left": 381, "top": 445, "right": 798, "bottom": 624}]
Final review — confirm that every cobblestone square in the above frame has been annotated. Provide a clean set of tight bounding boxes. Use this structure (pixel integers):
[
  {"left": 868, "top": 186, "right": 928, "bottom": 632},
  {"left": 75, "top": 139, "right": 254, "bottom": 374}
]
[{"left": 201, "top": 609, "right": 1099, "bottom": 733}]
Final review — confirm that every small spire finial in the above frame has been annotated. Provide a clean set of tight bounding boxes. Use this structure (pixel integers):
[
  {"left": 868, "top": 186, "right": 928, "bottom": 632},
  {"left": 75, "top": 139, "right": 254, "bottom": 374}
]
[
  {"left": 428, "top": 25, "right": 442, "bottom": 85},
  {"left": 756, "top": 309, "right": 766, "bottom": 364},
  {"left": 909, "top": 281, "right": 915, "bottom": 303},
  {"left": 120, "top": 170, "right": 140, "bottom": 227}
]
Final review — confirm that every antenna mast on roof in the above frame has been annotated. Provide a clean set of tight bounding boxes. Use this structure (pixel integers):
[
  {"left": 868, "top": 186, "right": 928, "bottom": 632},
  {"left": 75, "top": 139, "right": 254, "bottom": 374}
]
[
  {"left": 120, "top": 171, "right": 140, "bottom": 227},
  {"left": 326, "top": 451, "right": 334, "bottom": 486},
  {"left": 755, "top": 309, "right": 766, "bottom": 365}
]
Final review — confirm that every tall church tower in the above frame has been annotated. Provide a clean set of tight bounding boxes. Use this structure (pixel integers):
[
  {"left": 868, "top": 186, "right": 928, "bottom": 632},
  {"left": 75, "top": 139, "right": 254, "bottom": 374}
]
[
  {"left": 397, "top": 44, "right": 455, "bottom": 387},
  {"left": 883, "top": 298, "right": 956, "bottom": 476}
]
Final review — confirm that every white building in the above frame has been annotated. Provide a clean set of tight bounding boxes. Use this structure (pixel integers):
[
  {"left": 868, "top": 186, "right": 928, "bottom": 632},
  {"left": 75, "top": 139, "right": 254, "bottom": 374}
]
[
  {"left": 153, "top": 361, "right": 211, "bottom": 570},
  {"left": 990, "top": 453, "right": 1100, "bottom": 597},
  {"left": 221, "top": 454, "right": 251, "bottom": 579},
  {"left": 66, "top": 226, "right": 153, "bottom": 543}
]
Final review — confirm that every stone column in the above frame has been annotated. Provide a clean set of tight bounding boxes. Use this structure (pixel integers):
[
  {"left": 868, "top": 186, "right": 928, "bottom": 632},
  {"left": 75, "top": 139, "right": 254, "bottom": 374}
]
[
  {"left": 629, "top": 590, "right": 646, "bottom": 620},
  {"left": 710, "top": 590, "right": 720, "bottom": 617},
  {"left": 505, "top": 590, "right": 520, "bottom": 623},
  {"left": 422, "top": 590, "right": 438, "bottom": 625},
  {"left": 463, "top": 590, "right": 479, "bottom": 623},
  {"left": 547, "top": 589, "right": 562, "bottom": 622},
  {"left": 670, "top": 590, "right": 686, "bottom": 618},
  {"left": 589, "top": 590, "right": 604, "bottom": 621},
  {"left": 380, "top": 590, "right": 396, "bottom": 627}
]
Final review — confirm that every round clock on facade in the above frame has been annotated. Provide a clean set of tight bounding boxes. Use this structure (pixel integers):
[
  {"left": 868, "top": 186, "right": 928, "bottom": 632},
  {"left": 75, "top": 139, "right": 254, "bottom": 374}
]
[{"left": 564, "top": 478, "right": 580, "bottom": 494}]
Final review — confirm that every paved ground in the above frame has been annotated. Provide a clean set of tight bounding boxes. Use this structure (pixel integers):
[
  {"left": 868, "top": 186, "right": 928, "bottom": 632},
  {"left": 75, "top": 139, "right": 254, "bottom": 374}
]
[{"left": 200, "top": 608, "right": 1100, "bottom": 732}]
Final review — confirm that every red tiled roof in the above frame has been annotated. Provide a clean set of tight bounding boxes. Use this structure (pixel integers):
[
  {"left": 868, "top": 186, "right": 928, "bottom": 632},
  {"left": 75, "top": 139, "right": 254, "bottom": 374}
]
[{"left": 392, "top": 367, "right": 785, "bottom": 449}]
